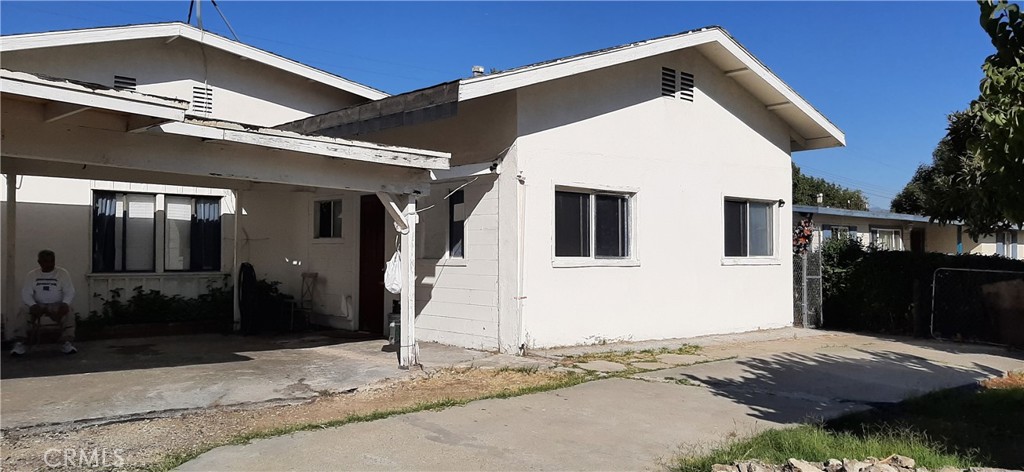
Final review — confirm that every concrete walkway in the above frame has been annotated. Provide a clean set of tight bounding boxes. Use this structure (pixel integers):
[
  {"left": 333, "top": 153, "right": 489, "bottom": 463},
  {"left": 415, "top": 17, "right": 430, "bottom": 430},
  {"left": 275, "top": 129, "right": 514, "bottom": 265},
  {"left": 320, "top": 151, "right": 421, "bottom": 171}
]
[
  {"left": 0, "top": 333, "right": 492, "bottom": 430},
  {"left": 178, "top": 332, "right": 1024, "bottom": 471}
]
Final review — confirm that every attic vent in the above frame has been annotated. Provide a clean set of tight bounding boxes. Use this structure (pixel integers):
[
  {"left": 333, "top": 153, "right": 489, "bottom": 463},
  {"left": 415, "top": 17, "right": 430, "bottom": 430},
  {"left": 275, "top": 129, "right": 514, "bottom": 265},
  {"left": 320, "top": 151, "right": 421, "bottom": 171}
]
[
  {"left": 191, "top": 85, "right": 214, "bottom": 114},
  {"left": 113, "top": 75, "right": 137, "bottom": 91},
  {"left": 661, "top": 67, "right": 694, "bottom": 102}
]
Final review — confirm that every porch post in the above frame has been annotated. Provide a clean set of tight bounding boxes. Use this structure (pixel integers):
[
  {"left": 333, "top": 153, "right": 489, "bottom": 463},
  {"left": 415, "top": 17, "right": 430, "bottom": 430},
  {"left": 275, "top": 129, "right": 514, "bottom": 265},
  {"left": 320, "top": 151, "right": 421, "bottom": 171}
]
[
  {"left": 231, "top": 190, "right": 242, "bottom": 331},
  {"left": 4, "top": 173, "right": 17, "bottom": 339},
  {"left": 399, "top": 194, "right": 418, "bottom": 368}
]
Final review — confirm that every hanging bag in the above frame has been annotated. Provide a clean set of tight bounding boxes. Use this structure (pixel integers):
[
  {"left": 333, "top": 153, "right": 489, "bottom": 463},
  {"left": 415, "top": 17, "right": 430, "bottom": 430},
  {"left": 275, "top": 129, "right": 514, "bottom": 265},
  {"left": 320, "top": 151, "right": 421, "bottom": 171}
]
[{"left": 384, "top": 251, "right": 402, "bottom": 294}]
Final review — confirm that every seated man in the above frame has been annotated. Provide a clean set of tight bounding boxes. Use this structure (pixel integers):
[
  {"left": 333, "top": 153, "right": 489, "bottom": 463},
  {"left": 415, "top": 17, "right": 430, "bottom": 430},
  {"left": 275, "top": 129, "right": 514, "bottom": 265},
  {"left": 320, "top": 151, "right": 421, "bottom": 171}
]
[{"left": 9, "top": 249, "right": 77, "bottom": 356}]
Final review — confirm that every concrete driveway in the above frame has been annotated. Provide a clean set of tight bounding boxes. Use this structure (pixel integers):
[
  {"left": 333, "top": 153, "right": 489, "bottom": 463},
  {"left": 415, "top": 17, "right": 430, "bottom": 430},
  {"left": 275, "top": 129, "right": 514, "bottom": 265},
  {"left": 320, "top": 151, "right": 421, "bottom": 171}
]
[
  {"left": 0, "top": 332, "right": 490, "bottom": 430},
  {"left": 177, "top": 332, "right": 1024, "bottom": 471}
]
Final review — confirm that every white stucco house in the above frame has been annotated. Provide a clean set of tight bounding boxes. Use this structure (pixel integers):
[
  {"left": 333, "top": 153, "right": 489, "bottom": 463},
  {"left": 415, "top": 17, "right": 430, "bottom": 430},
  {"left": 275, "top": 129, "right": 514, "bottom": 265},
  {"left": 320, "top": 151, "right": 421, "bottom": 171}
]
[
  {"left": 279, "top": 26, "right": 846, "bottom": 352},
  {"left": 2, "top": 23, "right": 844, "bottom": 364}
]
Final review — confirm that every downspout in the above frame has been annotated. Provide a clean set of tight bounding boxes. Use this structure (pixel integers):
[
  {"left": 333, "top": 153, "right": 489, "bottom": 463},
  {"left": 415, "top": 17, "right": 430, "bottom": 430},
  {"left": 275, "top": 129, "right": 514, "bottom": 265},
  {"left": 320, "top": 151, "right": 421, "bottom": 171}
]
[{"left": 515, "top": 169, "right": 527, "bottom": 355}]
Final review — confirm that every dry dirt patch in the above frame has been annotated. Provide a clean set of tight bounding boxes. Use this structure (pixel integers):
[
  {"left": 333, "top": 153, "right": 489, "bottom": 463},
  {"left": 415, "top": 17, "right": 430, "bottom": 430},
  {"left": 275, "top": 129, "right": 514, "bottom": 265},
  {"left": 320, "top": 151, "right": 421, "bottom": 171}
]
[{"left": 1, "top": 367, "right": 575, "bottom": 471}]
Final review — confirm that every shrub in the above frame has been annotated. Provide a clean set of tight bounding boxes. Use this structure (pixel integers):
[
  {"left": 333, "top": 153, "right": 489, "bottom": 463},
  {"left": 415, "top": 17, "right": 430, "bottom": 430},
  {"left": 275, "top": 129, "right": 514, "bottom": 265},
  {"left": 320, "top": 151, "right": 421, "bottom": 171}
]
[{"left": 821, "top": 247, "right": 1024, "bottom": 340}]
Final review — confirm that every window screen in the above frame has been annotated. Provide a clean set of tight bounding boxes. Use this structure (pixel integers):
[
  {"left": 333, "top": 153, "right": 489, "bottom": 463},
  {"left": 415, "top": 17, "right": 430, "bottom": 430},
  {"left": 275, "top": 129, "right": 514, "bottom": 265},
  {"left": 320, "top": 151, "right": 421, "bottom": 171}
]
[
  {"left": 449, "top": 189, "right": 465, "bottom": 258},
  {"left": 595, "top": 194, "right": 629, "bottom": 258}
]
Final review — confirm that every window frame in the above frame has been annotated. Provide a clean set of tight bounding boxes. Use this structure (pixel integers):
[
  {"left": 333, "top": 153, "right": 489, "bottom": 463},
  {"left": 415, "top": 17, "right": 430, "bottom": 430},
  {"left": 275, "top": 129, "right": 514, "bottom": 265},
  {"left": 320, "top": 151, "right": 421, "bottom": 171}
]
[
  {"left": 312, "top": 198, "right": 344, "bottom": 242},
  {"left": 870, "top": 227, "right": 903, "bottom": 251},
  {"left": 91, "top": 190, "right": 222, "bottom": 274},
  {"left": 831, "top": 226, "right": 851, "bottom": 240},
  {"left": 552, "top": 184, "right": 639, "bottom": 268},
  {"left": 721, "top": 196, "right": 780, "bottom": 266}
]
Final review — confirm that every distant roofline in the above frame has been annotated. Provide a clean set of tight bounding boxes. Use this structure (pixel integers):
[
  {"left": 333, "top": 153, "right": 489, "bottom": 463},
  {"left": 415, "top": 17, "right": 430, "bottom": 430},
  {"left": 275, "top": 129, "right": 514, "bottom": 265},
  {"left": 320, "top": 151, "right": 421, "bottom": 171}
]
[
  {"left": 792, "top": 205, "right": 937, "bottom": 224},
  {"left": 0, "top": 22, "right": 388, "bottom": 101}
]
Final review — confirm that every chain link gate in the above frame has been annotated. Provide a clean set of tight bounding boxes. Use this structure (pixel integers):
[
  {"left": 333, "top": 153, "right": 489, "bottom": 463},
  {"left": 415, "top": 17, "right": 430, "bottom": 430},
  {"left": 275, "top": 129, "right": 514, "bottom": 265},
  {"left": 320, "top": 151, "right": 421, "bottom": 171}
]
[{"left": 793, "top": 250, "right": 823, "bottom": 328}]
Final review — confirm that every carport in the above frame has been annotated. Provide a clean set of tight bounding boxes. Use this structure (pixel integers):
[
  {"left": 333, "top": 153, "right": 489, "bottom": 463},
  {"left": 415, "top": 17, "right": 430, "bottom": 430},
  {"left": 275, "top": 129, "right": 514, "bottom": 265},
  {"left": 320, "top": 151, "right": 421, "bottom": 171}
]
[{"left": 0, "top": 69, "right": 449, "bottom": 367}]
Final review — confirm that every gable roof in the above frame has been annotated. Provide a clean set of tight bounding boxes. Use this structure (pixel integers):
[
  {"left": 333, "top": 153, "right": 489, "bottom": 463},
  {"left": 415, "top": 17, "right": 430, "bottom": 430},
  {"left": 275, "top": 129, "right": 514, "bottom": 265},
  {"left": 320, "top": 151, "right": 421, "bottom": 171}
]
[
  {"left": 0, "top": 22, "right": 388, "bottom": 101},
  {"left": 280, "top": 26, "right": 845, "bottom": 152}
]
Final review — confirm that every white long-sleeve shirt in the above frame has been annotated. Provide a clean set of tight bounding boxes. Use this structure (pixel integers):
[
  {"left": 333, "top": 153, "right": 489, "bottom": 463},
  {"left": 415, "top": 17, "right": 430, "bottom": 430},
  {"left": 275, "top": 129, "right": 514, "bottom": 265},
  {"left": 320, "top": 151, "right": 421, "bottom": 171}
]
[{"left": 22, "top": 267, "right": 75, "bottom": 306}]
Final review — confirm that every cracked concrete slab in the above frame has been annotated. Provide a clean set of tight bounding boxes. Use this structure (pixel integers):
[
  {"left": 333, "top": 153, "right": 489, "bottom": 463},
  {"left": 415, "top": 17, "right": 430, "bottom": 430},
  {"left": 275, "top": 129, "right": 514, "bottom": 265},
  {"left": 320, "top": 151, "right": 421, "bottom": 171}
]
[
  {"left": 575, "top": 360, "right": 628, "bottom": 372},
  {"left": 0, "top": 334, "right": 492, "bottom": 430},
  {"left": 180, "top": 332, "right": 1024, "bottom": 472}
]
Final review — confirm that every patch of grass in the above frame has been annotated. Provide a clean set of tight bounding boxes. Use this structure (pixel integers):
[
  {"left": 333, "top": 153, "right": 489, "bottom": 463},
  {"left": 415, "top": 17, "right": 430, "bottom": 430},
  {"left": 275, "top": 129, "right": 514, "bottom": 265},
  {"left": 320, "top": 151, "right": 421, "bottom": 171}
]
[
  {"left": 148, "top": 371, "right": 593, "bottom": 471},
  {"left": 827, "top": 382, "right": 1024, "bottom": 469},
  {"left": 674, "top": 424, "right": 973, "bottom": 472},
  {"left": 566, "top": 344, "right": 701, "bottom": 367},
  {"left": 675, "top": 378, "right": 1024, "bottom": 472}
]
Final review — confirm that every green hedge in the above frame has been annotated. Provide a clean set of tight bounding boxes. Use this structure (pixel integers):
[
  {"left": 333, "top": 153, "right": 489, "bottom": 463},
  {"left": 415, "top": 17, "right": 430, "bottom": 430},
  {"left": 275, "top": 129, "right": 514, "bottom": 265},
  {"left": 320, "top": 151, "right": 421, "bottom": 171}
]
[{"left": 821, "top": 238, "right": 1024, "bottom": 340}]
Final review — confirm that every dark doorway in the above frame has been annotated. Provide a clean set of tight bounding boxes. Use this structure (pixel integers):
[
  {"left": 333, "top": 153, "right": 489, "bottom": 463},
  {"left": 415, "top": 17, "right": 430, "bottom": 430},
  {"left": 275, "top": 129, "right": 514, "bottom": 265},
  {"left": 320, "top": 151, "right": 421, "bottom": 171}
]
[
  {"left": 359, "top": 195, "right": 385, "bottom": 337},
  {"left": 911, "top": 228, "right": 926, "bottom": 253}
]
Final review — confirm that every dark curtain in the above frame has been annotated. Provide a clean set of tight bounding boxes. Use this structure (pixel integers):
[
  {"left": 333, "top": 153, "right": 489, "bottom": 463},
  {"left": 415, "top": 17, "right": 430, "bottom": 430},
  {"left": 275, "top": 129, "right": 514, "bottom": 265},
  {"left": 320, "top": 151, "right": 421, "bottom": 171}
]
[
  {"left": 92, "top": 191, "right": 117, "bottom": 272},
  {"left": 190, "top": 197, "right": 222, "bottom": 271}
]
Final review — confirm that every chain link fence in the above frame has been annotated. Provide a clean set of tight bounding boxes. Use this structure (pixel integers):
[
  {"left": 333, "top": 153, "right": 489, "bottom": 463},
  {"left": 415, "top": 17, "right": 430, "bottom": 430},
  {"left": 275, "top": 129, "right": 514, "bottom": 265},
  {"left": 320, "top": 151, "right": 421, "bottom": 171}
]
[
  {"left": 794, "top": 250, "right": 823, "bottom": 328},
  {"left": 930, "top": 267, "right": 1024, "bottom": 346}
]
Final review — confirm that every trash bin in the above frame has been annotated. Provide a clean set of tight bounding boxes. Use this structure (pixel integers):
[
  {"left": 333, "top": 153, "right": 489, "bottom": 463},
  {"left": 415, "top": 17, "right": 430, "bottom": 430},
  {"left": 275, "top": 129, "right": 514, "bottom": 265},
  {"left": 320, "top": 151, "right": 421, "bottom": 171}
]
[
  {"left": 388, "top": 300, "right": 401, "bottom": 345},
  {"left": 388, "top": 313, "right": 401, "bottom": 345}
]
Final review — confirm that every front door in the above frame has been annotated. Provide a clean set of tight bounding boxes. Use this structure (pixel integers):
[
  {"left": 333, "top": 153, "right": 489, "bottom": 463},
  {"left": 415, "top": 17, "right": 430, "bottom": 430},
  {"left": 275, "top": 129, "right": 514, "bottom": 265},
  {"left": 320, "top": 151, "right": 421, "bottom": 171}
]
[
  {"left": 358, "top": 195, "right": 385, "bottom": 337},
  {"left": 910, "top": 228, "right": 926, "bottom": 253}
]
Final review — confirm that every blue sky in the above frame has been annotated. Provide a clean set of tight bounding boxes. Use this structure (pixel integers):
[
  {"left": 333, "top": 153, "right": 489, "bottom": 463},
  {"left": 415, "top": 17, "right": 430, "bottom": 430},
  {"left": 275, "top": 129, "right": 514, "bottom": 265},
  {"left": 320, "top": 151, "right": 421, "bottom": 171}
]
[{"left": 0, "top": 1, "right": 994, "bottom": 209}]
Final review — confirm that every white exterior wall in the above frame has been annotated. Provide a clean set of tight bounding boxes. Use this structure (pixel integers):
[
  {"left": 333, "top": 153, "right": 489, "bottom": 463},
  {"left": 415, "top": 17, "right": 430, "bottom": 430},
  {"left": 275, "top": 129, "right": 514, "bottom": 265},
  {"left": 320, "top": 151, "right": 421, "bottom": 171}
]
[
  {"left": 414, "top": 177, "right": 501, "bottom": 350},
  {"left": 1, "top": 176, "right": 231, "bottom": 321},
  {"left": 1, "top": 38, "right": 364, "bottom": 126},
  {"left": 513, "top": 48, "right": 794, "bottom": 348}
]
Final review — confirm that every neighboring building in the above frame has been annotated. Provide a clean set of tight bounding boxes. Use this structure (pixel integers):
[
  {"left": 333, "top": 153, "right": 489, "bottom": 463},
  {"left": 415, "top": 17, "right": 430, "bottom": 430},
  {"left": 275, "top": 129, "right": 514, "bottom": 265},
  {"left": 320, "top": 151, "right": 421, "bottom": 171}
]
[
  {"left": 3, "top": 23, "right": 846, "bottom": 360},
  {"left": 280, "top": 26, "right": 846, "bottom": 351},
  {"left": 793, "top": 205, "right": 1022, "bottom": 258}
]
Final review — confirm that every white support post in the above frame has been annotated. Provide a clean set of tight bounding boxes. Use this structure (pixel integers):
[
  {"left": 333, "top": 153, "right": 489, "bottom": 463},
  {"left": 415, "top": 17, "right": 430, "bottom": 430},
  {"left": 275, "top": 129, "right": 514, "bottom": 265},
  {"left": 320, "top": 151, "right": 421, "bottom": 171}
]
[
  {"left": 398, "top": 194, "right": 418, "bottom": 368},
  {"left": 231, "top": 190, "right": 242, "bottom": 331},
  {"left": 4, "top": 173, "right": 17, "bottom": 339}
]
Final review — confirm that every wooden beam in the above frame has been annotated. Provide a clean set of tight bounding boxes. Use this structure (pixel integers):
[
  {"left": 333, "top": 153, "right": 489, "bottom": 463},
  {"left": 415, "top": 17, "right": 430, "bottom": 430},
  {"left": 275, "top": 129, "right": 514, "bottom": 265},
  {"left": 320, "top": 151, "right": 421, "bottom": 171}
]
[
  {"left": 277, "top": 81, "right": 459, "bottom": 136},
  {"left": 399, "top": 195, "right": 418, "bottom": 368},
  {"left": 724, "top": 67, "right": 752, "bottom": 77},
  {"left": 2, "top": 70, "right": 187, "bottom": 120},
  {"left": 1, "top": 99, "right": 432, "bottom": 194},
  {"left": 429, "top": 161, "right": 500, "bottom": 182},
  {"left": 4, "top": 173, "right": 17, "bottom": 334},
  {"left": 127, "top": 116, "right": 170, "bottom": 133},
  {"left": 766, "top": 102, "right": 794, "bottom": 111},
  {"left": 43, "top": 102, "right": 91, "bottom": 123},
  {"left": 0, "top": 157, "right": 252, "bottom": 190},
  {"left": 376, "top": 192, "right": 409, "bottom": 233},
  {"left": 160, "top": 121, "right": 450, "bottom": 170}
]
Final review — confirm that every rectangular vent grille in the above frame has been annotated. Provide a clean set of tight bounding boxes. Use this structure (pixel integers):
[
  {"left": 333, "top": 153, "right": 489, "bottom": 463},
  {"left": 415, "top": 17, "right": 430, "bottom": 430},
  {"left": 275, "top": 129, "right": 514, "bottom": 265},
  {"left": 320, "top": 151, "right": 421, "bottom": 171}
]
[
  {"left": 661, "top": 67, "right": 694, "bottom": 102},
  {"left": 113, "top": 75, "right": 137, "bottom": 91},
  {"left": 191, "top": 85, "right": 214, "bottom": 114}
]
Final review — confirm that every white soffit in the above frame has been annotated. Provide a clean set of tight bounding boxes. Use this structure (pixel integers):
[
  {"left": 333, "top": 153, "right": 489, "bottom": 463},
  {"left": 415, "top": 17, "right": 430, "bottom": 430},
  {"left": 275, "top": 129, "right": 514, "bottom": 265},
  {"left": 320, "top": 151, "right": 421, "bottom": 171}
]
[
  {"left": 0, "top": 22, "right": 389, "bottom": 101},
  {"left": 459, "top": 27, "right": 845, "bottom": 151}
]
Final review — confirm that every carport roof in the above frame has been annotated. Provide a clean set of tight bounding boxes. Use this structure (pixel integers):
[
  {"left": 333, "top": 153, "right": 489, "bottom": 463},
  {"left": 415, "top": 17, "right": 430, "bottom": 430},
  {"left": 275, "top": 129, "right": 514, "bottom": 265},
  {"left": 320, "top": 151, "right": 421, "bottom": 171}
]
[{"left": 1, "top": 68, "right": 449, "bottom": 171}]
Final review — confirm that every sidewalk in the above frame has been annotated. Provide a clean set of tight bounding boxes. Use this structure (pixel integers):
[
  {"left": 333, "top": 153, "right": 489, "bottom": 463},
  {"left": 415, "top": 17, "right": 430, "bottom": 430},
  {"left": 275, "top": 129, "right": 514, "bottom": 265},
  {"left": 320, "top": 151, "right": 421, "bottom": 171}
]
[{"left": 178, "top": 331, "right": 1024, "bottom": 471}]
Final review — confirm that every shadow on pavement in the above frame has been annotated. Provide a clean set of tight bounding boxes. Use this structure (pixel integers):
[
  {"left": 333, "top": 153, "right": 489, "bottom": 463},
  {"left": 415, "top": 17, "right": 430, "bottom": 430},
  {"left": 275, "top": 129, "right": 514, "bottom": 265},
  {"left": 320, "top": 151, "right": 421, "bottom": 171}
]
[
  {"left": 681, "top": 349, "right": 1005, "bottom": 424},
  {"left": 0, "top": 330, "right": 383, "bottom": 380}
]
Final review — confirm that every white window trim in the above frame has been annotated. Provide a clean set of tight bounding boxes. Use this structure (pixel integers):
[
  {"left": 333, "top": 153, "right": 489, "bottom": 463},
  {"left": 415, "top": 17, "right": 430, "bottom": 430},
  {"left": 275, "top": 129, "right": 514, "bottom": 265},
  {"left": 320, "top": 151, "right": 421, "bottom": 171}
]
[
  {"left": 871, "top": 227, "right": 903, "bottom": 251},
  {"left": 418, "top": 184, "right": 469, "bottom": 264},
  {"left": 720, "top": 195, "right": 782, "bottom": 266},
  {"left": 552, "top": 183, "right": 640, "bottom": 268},
  {"left": 90, "top": 189, "right": 224, "bottom": 274},
  {"left": 312, "top": 197, "right": 345, "bottom": 244}
]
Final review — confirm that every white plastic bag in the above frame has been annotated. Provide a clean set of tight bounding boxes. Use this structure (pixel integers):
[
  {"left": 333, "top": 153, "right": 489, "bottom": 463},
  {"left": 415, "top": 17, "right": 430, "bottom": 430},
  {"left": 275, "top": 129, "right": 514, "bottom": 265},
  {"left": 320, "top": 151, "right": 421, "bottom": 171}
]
[{"left": 384, "top": 251, "right": 402, "bottom": 294}]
